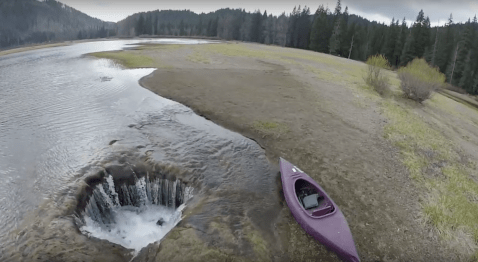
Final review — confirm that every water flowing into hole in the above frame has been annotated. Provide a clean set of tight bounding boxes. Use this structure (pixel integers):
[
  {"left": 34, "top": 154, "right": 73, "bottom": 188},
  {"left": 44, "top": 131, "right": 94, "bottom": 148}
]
[{"left": 75, "top": 173, "right": 193, "bottom": 251}]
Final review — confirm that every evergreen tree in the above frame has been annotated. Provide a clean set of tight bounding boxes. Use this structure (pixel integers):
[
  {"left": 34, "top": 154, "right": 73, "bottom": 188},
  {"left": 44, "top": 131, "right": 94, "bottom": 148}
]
[
  {"left": 309, "top": 5, "right": 329, "bottom": 53},
  {"left": 144, "top": 14, "right": 152, "bottom": 35},
  {"left": 286, "top": 6, "right": 298, "bottom": 47},
  {"left": 207, "top": 19, "right": 213, "bottom": 36},
  {"left": 383, "top": 18, "right": 398, "bottom": 63},
  {"left": 262, "top": 10, "right": 268, "bottom": 43},
  {"left": 454, "top": 18, "right": 475, "bottom": 86},
  {"left": 206, "top": 17, "right": 218, "bottom": 37},
  {"left": 296, "top": 6, "right": 311, "bottom": 49},
  {"left": 197, "top": 17, "right": 203, "bottom": 36},
  {"left": 179, "top": 20, "right": 185, "bottom": 36},
  {"left": 332, "top": 0, "right": 342, "bottom": 23},
  {"left": 350, "top": 24, "right": 364, "bottom": 60},
  {"left": 473, "top": 72, "right": 478, "bottom": 94},
  {"left": 472, "top": 15, "right": 478, "bottom": 93},
  {"left": 329, "top": 22, "right": 341, "bottom": 55},
  {"left": 429, "top": 24, "right": 440, "bottom": 66},
  {"left": 136, "top": 14, "right": 145, "bottom": 36},
  {"left": 212, "top": 17, "right": 219, "bottom": 37},
  {"left": 421, "top": 16, "right": 431, "bottom": 56},
  {"left": 287, "top": 6, "right": 304, "bottom": 48},
  {"left": 393, "top": 18, "right": 407, "bottom": 67},
  {"left": 329, "top": 0, "right": 342, "bottom": 55},
  {"left": 411, "top": 10, "right": 427, "bottom": 57},
  {"left": 250, "top": 10, "right": 263, "bottom": 42},
  {"left": 167, "top": 22, "right": 172, "bottom": 35},
  {"left": 459, "top": 50, "right": 474, "bottom": 91},
  {"left": 400, "top": 32, "right": 415, "bottom": 66},
  {"left": 154, "top": 16, "right": 159, "bottom": 35},
  {"left": 436, "top": 14, "right": 454, "bottom": 73},
  {"left": 370, "top": 23, "right": 386, "bottom": 56},
  {"left": 231, "top": 12, "right": 244, "bottom": 40},
  {"left": 339, "top": 6, "right": 349, "bottom": 56}
]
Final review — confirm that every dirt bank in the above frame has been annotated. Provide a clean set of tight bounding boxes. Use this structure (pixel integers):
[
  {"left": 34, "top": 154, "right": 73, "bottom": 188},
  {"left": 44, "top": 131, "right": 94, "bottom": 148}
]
[{"left": 86, "top": 42, "right": 478, "bottom": 261}]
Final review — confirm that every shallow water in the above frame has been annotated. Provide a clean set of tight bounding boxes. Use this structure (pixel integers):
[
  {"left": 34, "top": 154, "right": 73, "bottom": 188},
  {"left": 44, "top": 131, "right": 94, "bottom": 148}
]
[{"left": 0, "top": 39, "right": 279, "bottom": 260}]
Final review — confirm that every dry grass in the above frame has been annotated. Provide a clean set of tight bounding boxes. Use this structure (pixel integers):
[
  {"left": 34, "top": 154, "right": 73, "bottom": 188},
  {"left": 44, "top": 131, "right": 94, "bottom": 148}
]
[
  {"left": 251, "top": 121, "right": 289, "bottom": 138},
  {"left": 187, "top": 51, "right": 211, "bottom": 64}
]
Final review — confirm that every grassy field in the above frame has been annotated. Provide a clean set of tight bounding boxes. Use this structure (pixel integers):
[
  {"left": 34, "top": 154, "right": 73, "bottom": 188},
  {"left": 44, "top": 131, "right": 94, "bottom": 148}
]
[
  {"left": 89, "top": 51, "right": 154, "bottom": 68},
  {"left": 87, "top": 42, "right": 478, "bottom": 259}
]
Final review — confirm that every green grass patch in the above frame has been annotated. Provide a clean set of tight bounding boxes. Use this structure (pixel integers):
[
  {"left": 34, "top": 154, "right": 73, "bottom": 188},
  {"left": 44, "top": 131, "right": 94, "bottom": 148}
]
[
  {"left": 252, "top": 120, "right": 288, "bottom": 137},
  {"left": 89, "top": 51, "right": 154, "bottom": 68},
  {"left": 429, "top": 93, "right": 462, "bottom": 118},
  {"left": 243, "top": 223, "right": 270, "bottom": 261},
  {"left": 383, "top": 101, "right": 458, "bottom": 164},
  {"left": 382, "top": 98, "right": 478, "bottom": 256},
  {"left": 135, "top": 44, "right": 184, "bottom": 51},
  {"left": 202, "top": 43, "right": 271, "bottom": 59}
]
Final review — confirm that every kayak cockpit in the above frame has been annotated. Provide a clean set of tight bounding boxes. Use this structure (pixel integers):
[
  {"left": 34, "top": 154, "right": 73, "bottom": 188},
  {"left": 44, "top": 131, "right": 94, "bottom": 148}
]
[{"left": 295, "top": 179, "right": 335, "bottom": 217}]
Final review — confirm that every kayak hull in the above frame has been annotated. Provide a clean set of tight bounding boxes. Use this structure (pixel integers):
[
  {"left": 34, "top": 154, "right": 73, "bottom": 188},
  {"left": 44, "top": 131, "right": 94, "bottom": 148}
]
[{"left": 280, "top": 158, "right": 360, "bottom": 262}]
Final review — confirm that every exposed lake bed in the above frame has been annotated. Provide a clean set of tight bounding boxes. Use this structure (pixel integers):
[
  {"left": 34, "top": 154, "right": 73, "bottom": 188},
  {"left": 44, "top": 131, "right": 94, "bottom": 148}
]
[{"left": 2, "top": 39, "right": 477, "bottom": 261}]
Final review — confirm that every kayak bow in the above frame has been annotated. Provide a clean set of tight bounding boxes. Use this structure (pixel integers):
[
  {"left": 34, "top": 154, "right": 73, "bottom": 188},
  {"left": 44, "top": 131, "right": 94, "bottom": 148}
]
[{"left": 279, "top": 158, "right": 360, "bottom": 262}]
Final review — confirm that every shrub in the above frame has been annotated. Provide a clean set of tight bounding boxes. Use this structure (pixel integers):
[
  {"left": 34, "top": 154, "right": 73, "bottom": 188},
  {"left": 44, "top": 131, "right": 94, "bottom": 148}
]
[
  {"left": 398, "top": 58, "right": 446, "bottom": 103},
  {"left": 364, "top": 54, "right": 390, "bottom": 96}
]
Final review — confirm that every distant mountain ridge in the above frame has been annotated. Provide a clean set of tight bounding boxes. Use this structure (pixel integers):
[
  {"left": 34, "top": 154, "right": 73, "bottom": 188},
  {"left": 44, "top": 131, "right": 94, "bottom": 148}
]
[{"left": 0, "top": 0, "right": 116, "bottom": 48}]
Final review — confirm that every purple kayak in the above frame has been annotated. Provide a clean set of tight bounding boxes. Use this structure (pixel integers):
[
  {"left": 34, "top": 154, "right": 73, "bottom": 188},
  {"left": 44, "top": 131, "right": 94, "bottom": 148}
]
[{"left": 279, "top": 158, "right": 360, "bottom": 262}]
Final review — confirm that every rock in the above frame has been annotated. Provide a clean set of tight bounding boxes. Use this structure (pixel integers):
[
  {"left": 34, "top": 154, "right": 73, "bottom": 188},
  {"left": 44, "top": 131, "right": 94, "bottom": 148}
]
[{"left": 156, "top": 218, "right": 165, "bottom": 226}]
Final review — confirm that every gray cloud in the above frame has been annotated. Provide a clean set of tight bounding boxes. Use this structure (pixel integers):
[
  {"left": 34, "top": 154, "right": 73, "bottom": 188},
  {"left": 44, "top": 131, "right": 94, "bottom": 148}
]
[
  {"left": 344, "top": 0, "right": 476, "bottom": 26},
  {"left": 57, "top": 0, "right": 477, "bottom": 25}
]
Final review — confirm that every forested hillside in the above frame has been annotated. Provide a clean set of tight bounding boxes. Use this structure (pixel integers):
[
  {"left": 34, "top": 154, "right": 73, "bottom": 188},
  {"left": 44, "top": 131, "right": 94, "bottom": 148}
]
[
  {"left": 0, "top": 0, "right": 116, "bottom": 48},
  {"left": 117, "top": 8, "right": 289, "bottom": 46},
  {"left": 119, "top": 1, "right": 478, "bottom": 94}
]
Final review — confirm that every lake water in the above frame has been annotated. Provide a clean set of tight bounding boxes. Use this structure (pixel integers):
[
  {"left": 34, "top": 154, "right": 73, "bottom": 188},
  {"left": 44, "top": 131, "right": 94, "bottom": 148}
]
[{"left": 0, "top": 39, "right": 280, "bottom": 260}]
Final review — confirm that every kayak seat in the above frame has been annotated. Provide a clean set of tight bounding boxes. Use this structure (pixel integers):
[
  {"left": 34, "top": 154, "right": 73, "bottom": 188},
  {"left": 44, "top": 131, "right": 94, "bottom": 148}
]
[{"left": 312, "top": 205, "right": 334, "bottom": 217}]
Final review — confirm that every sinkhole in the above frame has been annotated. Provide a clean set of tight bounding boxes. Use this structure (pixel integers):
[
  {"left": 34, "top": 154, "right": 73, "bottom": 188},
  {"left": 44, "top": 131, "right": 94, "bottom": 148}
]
[{"left": 74, "top": 166, "right": 193, "bottom": 251}]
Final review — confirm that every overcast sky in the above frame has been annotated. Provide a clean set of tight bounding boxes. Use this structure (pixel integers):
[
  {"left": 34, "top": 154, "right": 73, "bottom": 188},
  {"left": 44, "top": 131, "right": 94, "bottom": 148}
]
[{"left": 57, "top": 0, "right": 477, "bottom": 27}]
